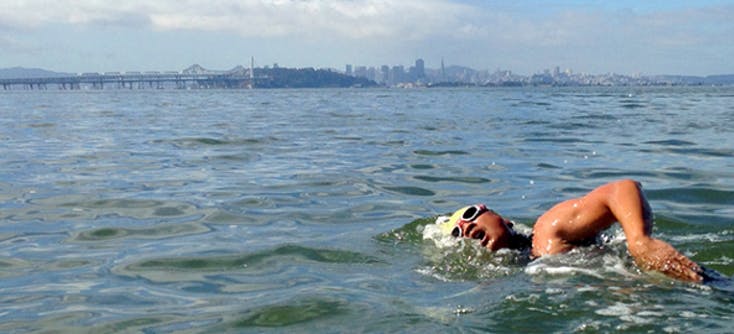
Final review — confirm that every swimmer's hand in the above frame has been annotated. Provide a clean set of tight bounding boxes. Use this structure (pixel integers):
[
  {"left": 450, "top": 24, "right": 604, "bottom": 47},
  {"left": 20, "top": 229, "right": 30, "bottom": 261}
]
[{"left": 628, "top": 237, "right": 703, "bottom": 283}]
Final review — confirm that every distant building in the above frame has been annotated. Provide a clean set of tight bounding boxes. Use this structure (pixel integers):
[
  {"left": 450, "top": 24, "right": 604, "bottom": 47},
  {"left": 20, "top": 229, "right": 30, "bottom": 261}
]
[
  {"left": 355, "top": 66, "right": 367, "bottom": 78},
  {"left": 380, "top": 65, "right": 389, "bottom": 84},
  {"left": 366, "top": 67, "right": 377, "bottom": 82},
  {"left": 415, "top": 59, "right": 425, "bottom": 79},
  {"left": 343, "top": 57, "right": 433, "bottom": 86},
  {"left": 441, "top": 58, "right": 446, "bottom": 82},
  {"left": 391, "top": 65, "right": 405, "bottom": 84}
]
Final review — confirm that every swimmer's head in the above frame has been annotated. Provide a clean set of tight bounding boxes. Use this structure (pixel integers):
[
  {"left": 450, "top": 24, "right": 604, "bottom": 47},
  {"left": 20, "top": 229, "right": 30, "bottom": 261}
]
[{"left": 448, "top": 204, "right": 519, "bottom": 251}]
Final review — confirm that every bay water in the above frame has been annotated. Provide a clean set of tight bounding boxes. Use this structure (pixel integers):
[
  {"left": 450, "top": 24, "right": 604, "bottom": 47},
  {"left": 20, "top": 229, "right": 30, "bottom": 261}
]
[{"left": 1, "top": 87, "right": 733, "bottom": 332}]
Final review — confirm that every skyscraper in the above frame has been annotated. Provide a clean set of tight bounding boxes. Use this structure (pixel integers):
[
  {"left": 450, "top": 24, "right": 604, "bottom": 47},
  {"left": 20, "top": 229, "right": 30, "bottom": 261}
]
[
  {"left": 415, "top": 59, "right": 425, "bottom": 79},
  {"left": 381, "top": 65, "right": 389, "bottom": 84},
  {"left": 441, "top": 58, "right": 446, "bottom": 82}
]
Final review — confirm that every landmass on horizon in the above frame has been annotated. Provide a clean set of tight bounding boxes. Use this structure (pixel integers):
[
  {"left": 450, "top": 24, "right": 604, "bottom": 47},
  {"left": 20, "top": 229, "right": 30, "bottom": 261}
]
[{"left": 2, "top": 59, "right": 733, "bottom": 90}]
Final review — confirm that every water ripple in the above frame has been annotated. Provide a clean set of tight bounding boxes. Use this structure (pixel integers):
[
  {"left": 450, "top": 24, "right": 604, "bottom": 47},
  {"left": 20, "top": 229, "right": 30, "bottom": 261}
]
[
  {"left": 2, "top": 88, "right": 733, "bottom": 332},
  {"left": 116, "top": 245, "right": 384, "bottom": 283}
]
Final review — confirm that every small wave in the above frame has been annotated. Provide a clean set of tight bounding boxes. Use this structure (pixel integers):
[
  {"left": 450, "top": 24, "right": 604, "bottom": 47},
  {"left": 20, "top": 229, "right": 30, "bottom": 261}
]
[
  {"left": 620, "top": 103, "right": 647, "bottom": 109},
  {"left": 22, "top": 195, "right": 202, "bottom": 223},
  {"left": 27, "top": 122, "right": 55, "bottom": 128},
  {"left": 409, "top": 164, "right": 435, "bottom": 170},
  {"left": 536, "top": 162, "right": 561, "bottom": 169},
  {"left": 413, "top": 149, "right": 469, "bottom": 156},
  {"left": 0, "top": 257, "right": 32, "bottom": 278},
  {"left": 595, "top": 302, "right": 659, "bottom": 325},
  {"left": 382, "top": 186, "right": 435, "bottom": 196},
  {"left": 230, "top": 296, "right": 350, "bottom": 328},
  {"left": 644, "top": 139, "right": 696, "bottom": 146},
  {"left": 523, "top": 137, "right": 589, "bottom": 144},
  {"left": 119, "top": 244, "right": 383, "bottom": 278},
  {"left": 71, "top": 222, "right": 211, "bottom": 242},
  {"left": 151, "top": 136, "right": 279, "bottom": 148},
  {"left": 413, "top": 175, "right": 492, "bottom": 184},
  {"left": 512, "top": 101, "right": 551, "bottom": 107},
  {"left": 668, "top": 230, "right": 733, "bottom": 243},
  {"left": 647, "top": 187, "right": 734, "bottom": 206},
  {"left": 671, "top": 147, "right": 734, "bottom": 158},
  {"left": 212, "top": 152, "right": 257, "bottom": 162}
]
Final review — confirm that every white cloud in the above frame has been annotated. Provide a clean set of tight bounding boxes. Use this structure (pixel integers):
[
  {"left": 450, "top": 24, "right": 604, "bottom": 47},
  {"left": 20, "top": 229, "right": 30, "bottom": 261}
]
[
  {"left": 3, "top": 1, "right": 730, "bottom": 47},
  {"left": 0, "top": 0, "right": 473, "bottom": 39},
  {"left": 1, "top": 1, "right": 731, "bottom": 74}
]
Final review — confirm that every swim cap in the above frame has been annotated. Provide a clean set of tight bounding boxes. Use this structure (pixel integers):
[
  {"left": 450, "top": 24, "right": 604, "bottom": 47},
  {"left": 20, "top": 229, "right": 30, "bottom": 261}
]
[{"left": 437, "top": 206, "right": 470, "bottom": 235}]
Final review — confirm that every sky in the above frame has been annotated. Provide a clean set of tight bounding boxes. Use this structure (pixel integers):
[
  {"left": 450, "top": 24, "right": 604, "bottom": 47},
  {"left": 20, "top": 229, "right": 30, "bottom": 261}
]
[{"left": 1, "top": 0, "right": 732, "bottom": 76}]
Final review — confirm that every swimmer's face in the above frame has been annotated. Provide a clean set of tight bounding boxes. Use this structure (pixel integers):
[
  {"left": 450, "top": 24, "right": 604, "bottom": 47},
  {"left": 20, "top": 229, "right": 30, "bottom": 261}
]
[{"left": 456, "top": 206, "right": 515, "bottom": 251}]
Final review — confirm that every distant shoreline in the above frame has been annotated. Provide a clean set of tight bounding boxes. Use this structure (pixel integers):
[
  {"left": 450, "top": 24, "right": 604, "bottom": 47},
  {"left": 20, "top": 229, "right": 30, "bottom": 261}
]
[{"left": 2, "top": 65, "right": 733, "bottom": 90}]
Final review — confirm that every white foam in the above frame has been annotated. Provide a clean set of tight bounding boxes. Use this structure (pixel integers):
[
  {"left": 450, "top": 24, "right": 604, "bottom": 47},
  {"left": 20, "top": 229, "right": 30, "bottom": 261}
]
[
  {"left": 577, "top": 285, "right": 598, "bottom": 292},
  {"left": 421, "top": 215, "right": 461, "bottom": 249},
  {"left": 706, "top": 255, "right": 734, "bottom": 265},
  {"left": 524, "top": 239, "right": 639, "bottom": 281},
  {"left": 525, "top": 262, "right": 606, "bottom": 279},
  {"left": 415, "top": 267, "right": 452, "bottom": 282},
  {"left": 680, "top": 310, "right": 707, "bottom": 318},
  {"left": 620, "top": 315, "right": 655, "bottom": 325},
  {"left": 669, "top": 230, "right": 734, "bottom": 243},
  {"left": 416, "top": 305, "right": 476, "bottom": 324},
  {"left": 595, "top": 302, "right": 633, "bottom": 316}
]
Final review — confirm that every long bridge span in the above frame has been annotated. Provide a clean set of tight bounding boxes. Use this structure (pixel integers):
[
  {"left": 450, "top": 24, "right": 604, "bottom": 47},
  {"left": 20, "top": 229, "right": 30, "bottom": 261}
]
[{"left": 0, "top": 72, "right": 267, "bottom": 90}]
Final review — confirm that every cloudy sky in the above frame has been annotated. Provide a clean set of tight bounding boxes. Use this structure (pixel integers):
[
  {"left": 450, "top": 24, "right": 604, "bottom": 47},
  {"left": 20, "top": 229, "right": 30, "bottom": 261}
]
[{"left": 1, "top": 0, "right": 732, "bottom": 75}]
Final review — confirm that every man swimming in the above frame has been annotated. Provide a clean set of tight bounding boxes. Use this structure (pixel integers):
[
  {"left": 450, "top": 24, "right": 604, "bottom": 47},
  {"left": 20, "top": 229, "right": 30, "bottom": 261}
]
[{"left": 447, "top": 179, "right": 705, "bottom": 282}]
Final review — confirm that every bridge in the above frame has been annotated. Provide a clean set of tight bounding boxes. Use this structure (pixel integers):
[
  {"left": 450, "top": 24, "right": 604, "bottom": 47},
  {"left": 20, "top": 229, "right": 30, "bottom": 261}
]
[{"left": 0, "top": 71, "right": 267, "bottom": 90}]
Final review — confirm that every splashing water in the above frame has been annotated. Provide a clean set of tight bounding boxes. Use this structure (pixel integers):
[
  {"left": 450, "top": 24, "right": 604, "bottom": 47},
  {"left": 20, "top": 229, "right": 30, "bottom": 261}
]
[{"left": 419, "top": 215, "right": 658, "bottom": 283}]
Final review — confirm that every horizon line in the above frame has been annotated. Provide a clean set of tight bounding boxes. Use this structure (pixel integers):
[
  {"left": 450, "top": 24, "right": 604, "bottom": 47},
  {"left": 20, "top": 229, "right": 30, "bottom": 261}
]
[{"left": 2, "top": 64, "right": 733, "bottom": 78}]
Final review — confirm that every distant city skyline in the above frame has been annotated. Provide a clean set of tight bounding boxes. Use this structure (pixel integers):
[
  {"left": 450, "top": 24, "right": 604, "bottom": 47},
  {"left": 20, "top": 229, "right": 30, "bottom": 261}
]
[{"left": 1, "top": 1, "right": 733, "bottom": 76}]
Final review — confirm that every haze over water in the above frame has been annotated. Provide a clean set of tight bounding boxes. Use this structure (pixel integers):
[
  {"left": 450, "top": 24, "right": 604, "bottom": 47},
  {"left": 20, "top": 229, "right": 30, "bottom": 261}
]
[{"left": 1, "top": 87, "right": 733, "bottom": 332}]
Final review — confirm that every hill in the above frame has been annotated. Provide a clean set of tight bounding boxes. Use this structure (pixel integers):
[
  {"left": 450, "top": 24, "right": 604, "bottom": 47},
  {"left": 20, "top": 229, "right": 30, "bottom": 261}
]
[
  {"left": 257, "top": 67, "right": 377, "bottom": 88},
  {"left": 0, "top": 67, "right": 72, "bottom": 79}
]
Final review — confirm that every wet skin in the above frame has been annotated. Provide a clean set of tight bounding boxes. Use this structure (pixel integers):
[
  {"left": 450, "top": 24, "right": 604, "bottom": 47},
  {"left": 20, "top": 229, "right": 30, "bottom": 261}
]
[{"left": 458, "top": 179, "right": 704, "bottom": 282}]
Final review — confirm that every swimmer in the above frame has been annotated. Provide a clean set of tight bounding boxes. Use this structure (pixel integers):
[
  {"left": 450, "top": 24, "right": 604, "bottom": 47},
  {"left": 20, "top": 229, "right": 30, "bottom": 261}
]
[{"left": 446, "top": 179, "right": 706, "bottom": 282}]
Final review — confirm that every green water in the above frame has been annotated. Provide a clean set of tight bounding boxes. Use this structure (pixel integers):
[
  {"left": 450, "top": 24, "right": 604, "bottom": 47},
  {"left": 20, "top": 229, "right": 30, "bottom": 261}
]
[{"left": 0, "top": 87, "right": 732, "bottom": 332}]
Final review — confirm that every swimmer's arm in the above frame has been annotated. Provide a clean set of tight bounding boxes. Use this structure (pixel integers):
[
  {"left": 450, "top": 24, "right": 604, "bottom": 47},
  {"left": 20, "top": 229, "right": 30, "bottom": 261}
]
[{"left": 594, "top": 180, "right": 703, "bottom": 282}]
